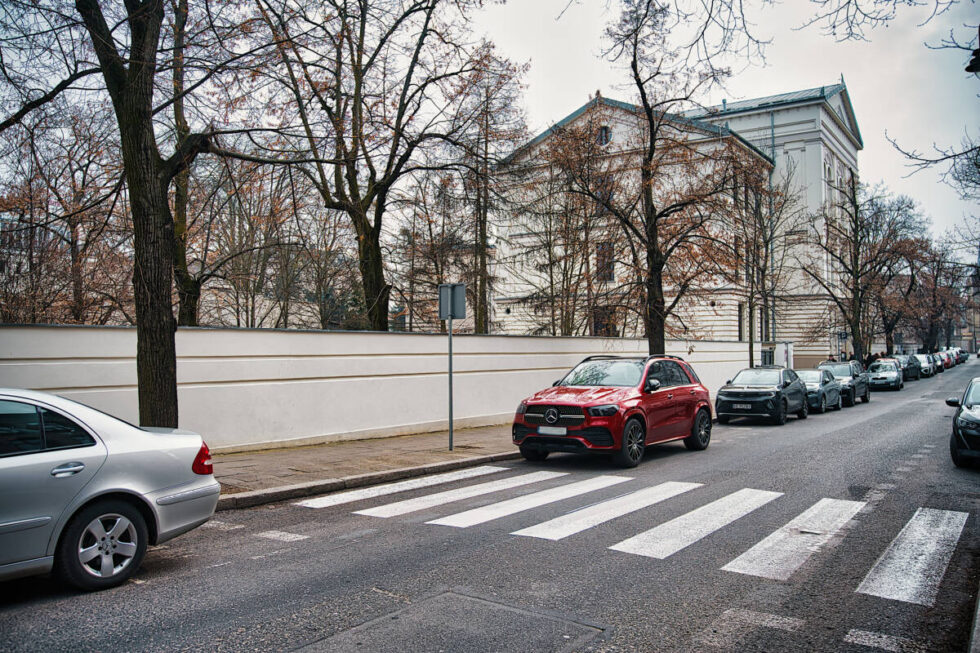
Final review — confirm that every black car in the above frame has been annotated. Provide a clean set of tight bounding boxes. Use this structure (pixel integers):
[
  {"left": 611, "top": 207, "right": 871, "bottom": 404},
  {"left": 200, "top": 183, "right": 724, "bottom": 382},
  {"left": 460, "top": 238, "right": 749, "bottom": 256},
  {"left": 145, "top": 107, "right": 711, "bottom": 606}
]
[
  {"left": 715, "top": 366, "right": 808, "bottom": 425},
  {"left": 945, "top": 377, "right": 980, "bottom": 468},
  {"left": 894, "top": 354, "right": 921, "bottom": 381},
  {"left": 818, "top": 360, "right": 870, "bottom": 406},
  {"left": 797, "top": 368, "right": 843, "bottom": 413}
]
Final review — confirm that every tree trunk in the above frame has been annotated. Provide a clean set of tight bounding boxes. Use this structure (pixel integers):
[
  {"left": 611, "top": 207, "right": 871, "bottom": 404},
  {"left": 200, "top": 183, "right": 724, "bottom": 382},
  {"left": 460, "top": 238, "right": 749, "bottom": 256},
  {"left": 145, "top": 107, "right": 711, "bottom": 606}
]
[
  {"left": 645, "top": 265, "right": 666, "bottom": 355},
  {"left": 356, "top": 224, "right": 390, "bottom": 331}
]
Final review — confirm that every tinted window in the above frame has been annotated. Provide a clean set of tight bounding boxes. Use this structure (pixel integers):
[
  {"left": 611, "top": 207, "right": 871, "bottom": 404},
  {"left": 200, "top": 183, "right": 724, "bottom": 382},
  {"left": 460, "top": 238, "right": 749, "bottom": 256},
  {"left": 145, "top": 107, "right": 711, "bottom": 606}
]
[
  {"left": 683, "top": 363, "right": 701, "bottom": 384},
  {"left": 785, "top": 370, "right": 798, "bottom": 382},
  {"left": 40, "top": 408, "right": 95, "bottom": 450},
  {"left": 662, "top": 361, "right": 689, "bottom": 387},
  {"left": 0, "top": 400, "right": 43, "bottom": 457},
  {"left": 824, "top": 371, "right": 835, "bottom": 383}
]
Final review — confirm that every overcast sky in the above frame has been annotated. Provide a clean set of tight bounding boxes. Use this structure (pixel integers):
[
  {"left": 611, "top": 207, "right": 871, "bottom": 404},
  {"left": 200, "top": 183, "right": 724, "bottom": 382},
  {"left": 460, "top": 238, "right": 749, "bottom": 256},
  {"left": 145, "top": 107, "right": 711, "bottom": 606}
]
[{"left": 472, "top": 0, "right": 978, "bottom": 239}]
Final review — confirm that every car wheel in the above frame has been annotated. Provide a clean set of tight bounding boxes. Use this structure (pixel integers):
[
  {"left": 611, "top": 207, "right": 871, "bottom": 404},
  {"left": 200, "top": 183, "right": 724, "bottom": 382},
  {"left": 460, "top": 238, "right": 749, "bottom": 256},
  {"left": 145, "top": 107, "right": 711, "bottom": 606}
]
[
  {"left": 520, "top": 446, "right": 549, "bottom": 462},
  {"left": 843, "top": 389, "right": 855, "bottom": 407},
  {"left": 614, "top": 417, "right": 646, "bottom": 468},
  {"left": 836, "top": 393, "right": 843, "bottom": 410},
  {"left": 56, "top": 500, "right": 148, "bottom": 592},
  {"left": 796, "top": 399, "right": 808, "bottom": 419},
  {"left": 863, "top": 386, "right": 871, "bottom": 403},
  {"left": 684, "top": 409, "right": 712, "bottom": 451},
  {"left": 771, "top": 399, "right": 787, "bottom": 426},
  {"left": 717, "top": 415, "right": 730, "bottom": 425},
  {"left": 950, "top": 434, "right": 969, "bottom": 468},
  {"left": 816, "top": 395, "right": 827, "bottom": 414}
]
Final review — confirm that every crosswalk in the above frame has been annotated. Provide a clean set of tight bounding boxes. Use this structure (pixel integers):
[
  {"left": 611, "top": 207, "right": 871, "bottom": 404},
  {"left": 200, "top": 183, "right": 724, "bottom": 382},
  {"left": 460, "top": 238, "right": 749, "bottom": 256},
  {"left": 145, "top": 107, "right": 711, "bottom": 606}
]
[{"left": 294, "top": 466, "right": 970, "bottom": 607}]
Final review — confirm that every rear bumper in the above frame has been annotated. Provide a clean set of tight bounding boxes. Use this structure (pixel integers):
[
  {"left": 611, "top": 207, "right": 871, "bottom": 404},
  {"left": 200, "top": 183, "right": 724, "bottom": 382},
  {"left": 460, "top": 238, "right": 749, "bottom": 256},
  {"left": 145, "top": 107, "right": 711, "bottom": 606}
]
[{"left": 151, "top": 480, "right": 220, "bottom": 545}]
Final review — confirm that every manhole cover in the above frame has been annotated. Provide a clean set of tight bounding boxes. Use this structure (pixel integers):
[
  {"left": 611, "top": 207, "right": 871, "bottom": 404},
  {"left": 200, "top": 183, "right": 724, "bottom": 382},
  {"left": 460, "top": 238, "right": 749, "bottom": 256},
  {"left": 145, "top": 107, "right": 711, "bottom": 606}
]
[{"left": 300, "top": 590, "right": 603, "bottom": 652}]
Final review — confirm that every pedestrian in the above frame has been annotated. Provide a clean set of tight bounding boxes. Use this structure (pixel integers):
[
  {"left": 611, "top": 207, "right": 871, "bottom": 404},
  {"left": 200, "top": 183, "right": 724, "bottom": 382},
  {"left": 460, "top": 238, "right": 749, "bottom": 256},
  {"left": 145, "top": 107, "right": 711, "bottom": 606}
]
[{"left": 827, "top": 353, "right": 837, "bottom": 362}]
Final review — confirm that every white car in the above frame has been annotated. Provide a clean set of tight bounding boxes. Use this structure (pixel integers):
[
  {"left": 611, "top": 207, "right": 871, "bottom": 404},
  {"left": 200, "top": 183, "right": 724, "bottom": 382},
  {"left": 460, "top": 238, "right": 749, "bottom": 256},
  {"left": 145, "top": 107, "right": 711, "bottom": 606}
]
[{"left": 0, "top": 389, "right": 220, "bottom": 590}]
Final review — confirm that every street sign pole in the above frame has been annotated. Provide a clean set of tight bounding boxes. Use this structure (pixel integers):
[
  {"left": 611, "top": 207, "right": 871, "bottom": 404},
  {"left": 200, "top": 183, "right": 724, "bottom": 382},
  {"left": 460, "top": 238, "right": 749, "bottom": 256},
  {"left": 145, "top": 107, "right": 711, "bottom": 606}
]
[
  {"left": 438, "top": 283, "right": 465, "bottom": 452},
  {"left": 448, "top": 313, "right": 453, "bottom": 451}
]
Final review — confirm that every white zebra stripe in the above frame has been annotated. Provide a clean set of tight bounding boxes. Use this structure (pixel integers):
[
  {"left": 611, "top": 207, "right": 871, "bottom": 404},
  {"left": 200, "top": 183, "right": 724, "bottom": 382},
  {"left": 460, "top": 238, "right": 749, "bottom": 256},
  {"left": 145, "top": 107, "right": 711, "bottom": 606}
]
[
  {"left": 512, "top": 481, "right": 702, "bottom": 541},
  {"left": 609, "top": 488, "right": 783, "bottom": 559},
  {"left": 426, "top": 475, "right": 632, "bottom": 528},
  {"left": 856, "top": 507, "right": 968, "bottom": 606},
  {"left": 294, "top": 466, "right": 506, "bottom": 509},
  {"left": 353, "top": 471, "right": 568, "bottom": 518},
  {"left": 721, "top": 498, "right": 865, "bottom": 580}
]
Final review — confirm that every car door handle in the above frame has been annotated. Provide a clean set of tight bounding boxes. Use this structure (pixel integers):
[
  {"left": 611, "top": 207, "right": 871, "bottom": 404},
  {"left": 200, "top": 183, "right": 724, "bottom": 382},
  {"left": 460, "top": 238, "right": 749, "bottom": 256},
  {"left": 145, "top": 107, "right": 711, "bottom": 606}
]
[
  {"left": 667, "top": 394, "right": 673, "bottom": 399},
  {"left": 51, "top": 462, "right": 85, "bottom": 478},
  {"left": 689, "top": 389, "right": 696, "bottom": 395}
]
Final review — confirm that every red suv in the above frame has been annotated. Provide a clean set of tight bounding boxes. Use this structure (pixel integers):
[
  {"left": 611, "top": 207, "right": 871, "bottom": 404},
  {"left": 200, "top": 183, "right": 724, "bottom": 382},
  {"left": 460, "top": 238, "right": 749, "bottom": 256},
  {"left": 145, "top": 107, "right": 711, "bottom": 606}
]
[{"left": 512, "top": 355, "right": 713, "bottom": 468}]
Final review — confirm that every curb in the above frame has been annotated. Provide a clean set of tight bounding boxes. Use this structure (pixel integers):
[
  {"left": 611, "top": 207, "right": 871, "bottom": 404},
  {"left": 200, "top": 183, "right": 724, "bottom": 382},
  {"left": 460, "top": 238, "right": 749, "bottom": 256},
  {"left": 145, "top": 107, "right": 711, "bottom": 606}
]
[
  {"left": 215, "top": 451, "right": 522, "bottom": 511},
  {"left": 971, "top": 584, "right": 980, "bottom": 653}
]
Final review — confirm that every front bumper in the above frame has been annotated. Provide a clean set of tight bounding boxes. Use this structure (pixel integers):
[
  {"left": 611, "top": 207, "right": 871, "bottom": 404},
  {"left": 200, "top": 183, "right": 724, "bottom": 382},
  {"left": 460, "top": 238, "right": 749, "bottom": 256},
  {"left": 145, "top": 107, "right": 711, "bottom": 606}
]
[
  {"left": 954, "top": 421, "right": 980, "bottom": 455},
  {"left": 513, "top": 414, "right": 619, "bottom": 453},
  {"left": 715, "top": 395, "right": 777, "bottom": 418},
  {"left": 869, "top": 377, "right": 900, "bottom": 389}
]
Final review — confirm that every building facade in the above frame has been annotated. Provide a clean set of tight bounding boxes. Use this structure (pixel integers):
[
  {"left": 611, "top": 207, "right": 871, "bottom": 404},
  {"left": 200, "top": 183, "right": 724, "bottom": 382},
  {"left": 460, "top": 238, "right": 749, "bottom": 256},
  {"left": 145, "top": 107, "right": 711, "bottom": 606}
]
[{"left": 492, "top": 82, "right": 863, "bottom": 367}]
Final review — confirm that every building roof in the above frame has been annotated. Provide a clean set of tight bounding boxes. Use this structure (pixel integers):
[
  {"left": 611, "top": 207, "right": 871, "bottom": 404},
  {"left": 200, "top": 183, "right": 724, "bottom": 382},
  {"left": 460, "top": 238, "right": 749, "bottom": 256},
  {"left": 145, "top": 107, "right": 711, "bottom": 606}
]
[
  {"left": 686, "top": 81, "right": 864, "bottom": 149},
  {"left": 504, "top": 95, "right": 774, "bottom": 166}
]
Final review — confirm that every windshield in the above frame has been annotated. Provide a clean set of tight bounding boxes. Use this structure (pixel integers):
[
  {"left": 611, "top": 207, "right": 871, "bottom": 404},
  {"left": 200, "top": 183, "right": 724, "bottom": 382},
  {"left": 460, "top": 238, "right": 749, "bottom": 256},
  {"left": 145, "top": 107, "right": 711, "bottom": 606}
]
[
  {"left": 868, "top": 362, "right": 895, "bottom": 373},
  {"left": 821, "top": 364, "right": 852, "bottom": 376},
  {"left": 731, "top": 369, "right": 780, "bottom": 386},
  {"left": 964, "top": 383, "right": 980, "bottom": 407},
  {"left": 797, "top": 370, "right": 822, "bottom": 383},
  {"left": 560, "top": 359, "right": 644, "bottom": 387}
]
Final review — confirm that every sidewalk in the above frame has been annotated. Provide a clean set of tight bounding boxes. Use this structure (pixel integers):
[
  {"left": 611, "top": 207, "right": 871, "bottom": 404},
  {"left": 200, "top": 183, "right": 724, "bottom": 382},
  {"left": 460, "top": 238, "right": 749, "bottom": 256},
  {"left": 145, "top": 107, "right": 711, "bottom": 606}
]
[{"left": 212, "top": 423, "right": 518, "bottom": 510}]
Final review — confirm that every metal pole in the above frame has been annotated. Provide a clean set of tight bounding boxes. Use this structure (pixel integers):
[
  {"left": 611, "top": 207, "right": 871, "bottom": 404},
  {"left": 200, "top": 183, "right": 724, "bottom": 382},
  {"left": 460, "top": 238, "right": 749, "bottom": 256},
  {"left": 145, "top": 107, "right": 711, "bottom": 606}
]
[{"left": 448, "top": 314, "right": 454, "bottom": 451}]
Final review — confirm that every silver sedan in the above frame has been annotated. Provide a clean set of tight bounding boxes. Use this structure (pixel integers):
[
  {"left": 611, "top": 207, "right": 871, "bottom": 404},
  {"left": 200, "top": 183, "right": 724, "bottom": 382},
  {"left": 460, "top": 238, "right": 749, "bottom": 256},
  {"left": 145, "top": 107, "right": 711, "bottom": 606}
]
[{"left": 0, "top": 388, "right": 220, "bottom": 591}]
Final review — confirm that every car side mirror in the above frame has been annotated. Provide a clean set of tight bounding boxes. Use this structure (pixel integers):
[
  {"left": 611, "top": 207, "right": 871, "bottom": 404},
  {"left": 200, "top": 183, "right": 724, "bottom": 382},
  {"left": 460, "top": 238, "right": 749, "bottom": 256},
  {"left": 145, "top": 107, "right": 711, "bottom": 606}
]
[
  {"left": 552, "top": 379, "right": 561, "bottom": 387},
  {"left": 645, "top": 378, "right": 661, "bottom": 393},
  {"left": 946, "top": 397, "right": 961, "bottom": 407},
  {"left": 725, "top": 379, "right": 731, "bottom": 385}
]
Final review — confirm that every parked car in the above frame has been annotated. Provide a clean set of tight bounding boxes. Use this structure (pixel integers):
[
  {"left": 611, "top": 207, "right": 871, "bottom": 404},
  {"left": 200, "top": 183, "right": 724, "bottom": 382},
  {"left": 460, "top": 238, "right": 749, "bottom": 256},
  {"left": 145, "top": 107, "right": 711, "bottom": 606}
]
[
  {"left": 932, "top": 353, "right": 946, "bottom": 374},
  {"left": 868, "top": 358, "right": 904, "bottom": 390},
  {"left": 914, "top": 353, "right": 935, "bottom": 377},
  {"left": 715, "top": 366, "right": 808, "bottom": 425},
  {"left": 512, "top": 355, "right": 712, "bottom": 468},
  {"left": 940, "top": 351, "right": 954, "bottom": 369},
  {"left": 818, "top": 360, "right": 870, "bottom": 406},
  {"left": 945, "top": 378, "right": 980, "bottom": 468},
  {"left": 0, "top": 389, "right": 220, "bottom": 591},
  {"left": 894, "top": 354, "right": 921, "bottom": 381},
  {"left": 797, "top": 368, "right": 843, "bottom": 413}
]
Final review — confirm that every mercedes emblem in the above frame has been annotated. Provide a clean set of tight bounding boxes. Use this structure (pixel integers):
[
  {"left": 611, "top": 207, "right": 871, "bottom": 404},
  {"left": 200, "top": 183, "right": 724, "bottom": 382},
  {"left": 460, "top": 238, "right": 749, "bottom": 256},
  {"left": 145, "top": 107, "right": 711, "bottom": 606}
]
[{"left": 545, "top": 408, "right": 560, "bottom": 424}]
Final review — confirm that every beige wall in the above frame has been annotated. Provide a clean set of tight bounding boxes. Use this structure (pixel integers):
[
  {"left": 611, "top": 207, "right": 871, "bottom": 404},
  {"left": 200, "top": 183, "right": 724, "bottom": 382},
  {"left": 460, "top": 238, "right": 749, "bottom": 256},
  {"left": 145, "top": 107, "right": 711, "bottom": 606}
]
[{"left": 0, "top": 326, "right": 763, "bottom": 453}]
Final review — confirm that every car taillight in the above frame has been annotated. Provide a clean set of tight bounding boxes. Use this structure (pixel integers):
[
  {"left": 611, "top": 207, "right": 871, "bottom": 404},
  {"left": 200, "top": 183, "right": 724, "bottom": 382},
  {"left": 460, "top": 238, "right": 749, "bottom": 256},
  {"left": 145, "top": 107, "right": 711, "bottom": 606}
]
[{"left": 192, "top": 442, "right": 213, "bottom": 475}]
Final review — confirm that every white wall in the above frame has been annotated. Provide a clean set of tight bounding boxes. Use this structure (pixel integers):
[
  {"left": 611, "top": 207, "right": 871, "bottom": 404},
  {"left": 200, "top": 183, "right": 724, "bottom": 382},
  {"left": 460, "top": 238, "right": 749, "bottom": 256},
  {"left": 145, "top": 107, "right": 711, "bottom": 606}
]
[{"left": 0, "top": 326, "right": 762, "bottom": 452}]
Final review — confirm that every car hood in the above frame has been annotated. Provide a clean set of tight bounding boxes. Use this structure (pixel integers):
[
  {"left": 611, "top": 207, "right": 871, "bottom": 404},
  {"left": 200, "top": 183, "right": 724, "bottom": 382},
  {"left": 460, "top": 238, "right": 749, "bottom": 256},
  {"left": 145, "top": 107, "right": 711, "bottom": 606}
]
[{"left": 527, "top": 385, "right": 634, "bottom": 405}]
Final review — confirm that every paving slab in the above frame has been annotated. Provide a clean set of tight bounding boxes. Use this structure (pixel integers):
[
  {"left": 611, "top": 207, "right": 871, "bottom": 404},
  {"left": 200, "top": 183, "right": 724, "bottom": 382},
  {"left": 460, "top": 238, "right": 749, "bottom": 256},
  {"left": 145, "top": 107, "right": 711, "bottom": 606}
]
[{"left": 212, "top": 423, "right": 518, "bottom": 510}]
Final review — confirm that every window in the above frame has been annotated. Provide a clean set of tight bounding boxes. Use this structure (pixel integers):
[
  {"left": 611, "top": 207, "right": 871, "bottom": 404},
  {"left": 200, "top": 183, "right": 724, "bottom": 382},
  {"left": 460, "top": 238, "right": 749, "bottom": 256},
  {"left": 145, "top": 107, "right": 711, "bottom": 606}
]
[
  {"left": 597, "top": 125, "right": 611, "bottom": 146},
  {"left": 596, "top": 242, "right": 614, "bottom": 282},
  {"left": 593, "top": 306, "right": 618, "bottom": 337},
  {"left": 662, "top": 361, "right": 690, "bottom": 386},
  {"left": 737, "top": 303, "right": 744, "bottom": 342},
  {"left": 0, "top": 400, "right": 42, "bottom": 457},
  {"left": 40, "top": 408, "right": 95, "bottom": 450}
]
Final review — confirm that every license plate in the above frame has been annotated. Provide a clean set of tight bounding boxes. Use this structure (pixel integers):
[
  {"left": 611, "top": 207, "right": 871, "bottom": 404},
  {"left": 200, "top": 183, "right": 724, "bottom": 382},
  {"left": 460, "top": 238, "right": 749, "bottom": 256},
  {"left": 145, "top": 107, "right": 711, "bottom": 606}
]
[
  {"left": 537, "top": 426, "right": 567, "bottom": 436},
  {"left": 733, "top": 403, "right": 752, "bottom": 410}
]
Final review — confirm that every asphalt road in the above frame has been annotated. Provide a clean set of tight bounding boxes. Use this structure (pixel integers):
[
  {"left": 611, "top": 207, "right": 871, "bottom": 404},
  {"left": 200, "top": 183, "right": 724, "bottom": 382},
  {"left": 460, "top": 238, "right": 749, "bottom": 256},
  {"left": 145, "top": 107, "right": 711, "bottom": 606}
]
[{"left": 2, "top": 361, "right": 979, "bottom": 652}]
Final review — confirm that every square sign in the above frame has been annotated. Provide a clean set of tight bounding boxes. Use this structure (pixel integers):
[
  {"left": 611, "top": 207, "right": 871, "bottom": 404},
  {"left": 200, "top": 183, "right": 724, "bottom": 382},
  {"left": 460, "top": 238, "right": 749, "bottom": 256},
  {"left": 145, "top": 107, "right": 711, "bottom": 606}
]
[{"left": 438, "top": 283, "right": 466, "bottom": 320}]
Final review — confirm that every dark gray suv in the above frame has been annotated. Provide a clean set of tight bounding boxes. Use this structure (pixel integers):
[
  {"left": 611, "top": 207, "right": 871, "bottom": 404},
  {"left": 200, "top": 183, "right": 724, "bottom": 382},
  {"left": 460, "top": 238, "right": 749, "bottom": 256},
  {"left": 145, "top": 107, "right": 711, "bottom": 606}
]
[
  {"left": 715, "top": 366, "right": 808, "bottom": 425},
  {"left": 818, "top": 360, "right": 870, "bottom": 406}
]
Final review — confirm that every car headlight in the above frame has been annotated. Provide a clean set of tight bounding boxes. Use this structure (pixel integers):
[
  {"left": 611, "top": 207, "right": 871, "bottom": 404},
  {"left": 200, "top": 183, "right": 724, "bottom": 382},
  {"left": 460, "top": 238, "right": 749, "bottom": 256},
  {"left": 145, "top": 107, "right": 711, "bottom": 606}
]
[
  {"left": 588, "top": 404, "right": 619, "bottom": 417},
  {"left": 516, "top": 401, "right": 527, "bottom": 415},
  {"left": 956, "top": 416, "right": 980, "bottom": 430}
]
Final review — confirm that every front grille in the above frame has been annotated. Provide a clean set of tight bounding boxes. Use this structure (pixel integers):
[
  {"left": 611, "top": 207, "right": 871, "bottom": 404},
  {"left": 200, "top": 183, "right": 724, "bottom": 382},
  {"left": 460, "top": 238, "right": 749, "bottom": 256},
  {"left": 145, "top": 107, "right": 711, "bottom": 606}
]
[
  {"left": 722, "top": 391, "right": 770, "bottom": 399},
  {"left": 579, "top": 427, "right": 614, "bottom": 447},
  {"left": 524, "top": 405, "right": 586, "bottom": 427},
  {"left": 513, "top": 424, "right": 533, "bottom": 441},
  {"left": 520, "top": 436, "right": 588, "bottom": 452}
]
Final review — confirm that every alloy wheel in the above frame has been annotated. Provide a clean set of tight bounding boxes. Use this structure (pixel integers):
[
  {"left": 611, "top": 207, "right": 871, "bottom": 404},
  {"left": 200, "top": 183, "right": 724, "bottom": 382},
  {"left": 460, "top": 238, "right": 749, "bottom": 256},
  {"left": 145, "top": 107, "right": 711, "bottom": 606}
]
[{"left": 77, "top": 514, "right": 139, "bottom": 579}]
